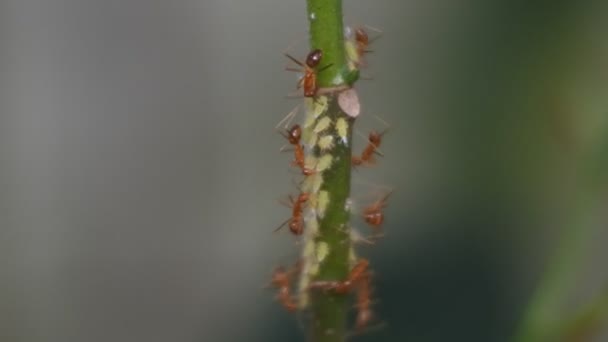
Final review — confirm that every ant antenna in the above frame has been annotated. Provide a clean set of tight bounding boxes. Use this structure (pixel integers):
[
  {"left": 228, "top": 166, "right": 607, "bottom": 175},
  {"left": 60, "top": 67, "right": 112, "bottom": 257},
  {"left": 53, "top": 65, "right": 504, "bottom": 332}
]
[
  {"left": 372, "top": 114, "right": 391, "bottom": 132},
  {"left": 275, "top": 105, "right": 300, "bottom": 131}
]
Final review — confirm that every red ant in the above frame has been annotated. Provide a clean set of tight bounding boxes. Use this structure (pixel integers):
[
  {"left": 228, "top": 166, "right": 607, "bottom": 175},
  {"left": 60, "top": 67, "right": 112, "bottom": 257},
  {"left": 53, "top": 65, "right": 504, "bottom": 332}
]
[
  {"left": 351, "top": 25, "right": 382, "bottom": 67},
  {"left": 363, "top": 191, "right": 392, "bottom": 230},
  {"left": 351, "top": 128, "right": 388, "bottom": 166},
  {"left": 284, "top": 49, "right": 331, "bottom": 97},
  {"left": 308, "top": 258, "right": 370, "bottom": 294},
  {"left": 275, "top": 108, "right": 315, "bottom": 176},
  {"left": 355, "top": 273, "right": 373, "bottom": 331},
  {"left": 351, "top": 115, "right": 389, "bottom": 166},
  {"left": 279, "top": 124, "right": 315, "bottom": 176},
  {"left": 336, "top": 258, "right": 370, "bottom": 294},
  {"left": 275, "top": 192, "right": 309, "bottom": 235},
  {"left": 355, "top": 28, "right": 371, "bottom": 57},
  {"left": 270, "top": 266, "right": 298, "bottom": 312},
  {"left": 308, "top": 259, "right": 375, "bottom": 330}
]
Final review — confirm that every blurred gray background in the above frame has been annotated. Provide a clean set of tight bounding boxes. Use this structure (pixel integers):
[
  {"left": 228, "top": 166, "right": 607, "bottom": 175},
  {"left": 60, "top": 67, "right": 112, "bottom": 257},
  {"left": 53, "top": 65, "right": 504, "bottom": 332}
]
[{"left": 2, "top": 0, "right": 607, "bottom": 341}]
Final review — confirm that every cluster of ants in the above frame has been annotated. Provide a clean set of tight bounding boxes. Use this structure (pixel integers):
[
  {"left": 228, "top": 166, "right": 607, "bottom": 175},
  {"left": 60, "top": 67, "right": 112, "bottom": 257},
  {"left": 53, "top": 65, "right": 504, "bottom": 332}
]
[{"left": 269, "top": 24, "right": 390, "bottom": 333}]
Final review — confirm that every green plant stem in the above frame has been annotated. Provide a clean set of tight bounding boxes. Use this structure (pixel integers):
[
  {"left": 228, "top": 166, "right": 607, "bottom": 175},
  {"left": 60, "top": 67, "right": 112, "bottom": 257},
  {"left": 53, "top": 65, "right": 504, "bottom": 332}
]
[
  {"left": 308, "top": 99, "right": 353, "bottom": 342},
  {"left": 307, "top": 0, "right": 347, "bottom": 87},
  {"left": 304, "top": 0, "right": 353, "bottom": 341}
]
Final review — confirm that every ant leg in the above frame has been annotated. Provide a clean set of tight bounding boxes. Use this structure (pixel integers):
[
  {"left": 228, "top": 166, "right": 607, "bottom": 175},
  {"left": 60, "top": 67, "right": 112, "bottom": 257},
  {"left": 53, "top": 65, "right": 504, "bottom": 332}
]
[
  {"left": 365, "top": 24, "right": 383, "bottom": 44},
  {"left": 317, "top": 63, "right": 334, "bottom": 73},
  {"left": 279, "top": 145, "right": 295, "bottom": 153},
  {"left": 373, "top": 115, "right": 391, "bottom": 133},
  {"left": 378, "top": 190, "right": 393, "bottom": 206},
  {"left": 350, "top": 229, "right": 376, "bottom": 245}
]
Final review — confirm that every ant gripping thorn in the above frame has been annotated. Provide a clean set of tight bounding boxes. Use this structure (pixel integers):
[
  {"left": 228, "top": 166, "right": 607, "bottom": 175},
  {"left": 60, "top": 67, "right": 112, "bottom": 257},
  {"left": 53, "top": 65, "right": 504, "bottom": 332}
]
[
  {"left": 270, "top": 266, "right": 298, "bottom": 312},
  {"left": 274, "top": 192, "right": 309, "bottom": 235},
  {"left": 284, "top": 49, "right": 332, "bottom": 98},
  {"left": 363, "top": 191, "right": 392, "bottom": 230}
]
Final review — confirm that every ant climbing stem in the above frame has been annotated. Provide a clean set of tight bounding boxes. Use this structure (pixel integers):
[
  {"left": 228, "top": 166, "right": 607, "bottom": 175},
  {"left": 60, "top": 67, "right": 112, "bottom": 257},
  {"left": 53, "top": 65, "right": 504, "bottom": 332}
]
[
  {"left": 351, "top": 130, "right": 385, "bottom": 166},
  {"left": 274, "top": 192, "right": 310, "bottom": 236},
  {"left": 282, "top": 137, "right": 321, "bottom": 177},
  {"left": 278, "top": 124, "right": 303, "bottom": 153},
  {"left": 344, "top": 22, "right": 382, "bottom": 82},
  {"left": 362, "top": 190, "right": 392, "bottom": 230},
  {"left": 355, "top": 272, "right": 373, "bottom": 331},
  {"left": 270, "top": 265, "right": 299, "bottom": 312},
  {"left": 345, "top": 23, "right": 383, "bottom": 68},
  {"left": 279, "top": 126, "right": 316, "bottom": 176},
  {"left": 284, "top": 49, "right": 333, "bottom": 98},
  {"left": 308, "top": 258, "right": 370, "bottom": 294},
  {"left": 275, "top": 106, "right": 320, "bottom": 175},
  {"left": 306, "top": 256, "right": 381, "bottom": 333},
  {"left": 275, "top": 108, "right": 317, "bottom": 176},
  {"left": 351, "top": 179, "right": 394, "bottom": 235},
  {"left": 352, "top": 116, "right": 390, "bottom": 167},
  {"left": 354, "top": 25, "right": 383, "bottom": 56}
]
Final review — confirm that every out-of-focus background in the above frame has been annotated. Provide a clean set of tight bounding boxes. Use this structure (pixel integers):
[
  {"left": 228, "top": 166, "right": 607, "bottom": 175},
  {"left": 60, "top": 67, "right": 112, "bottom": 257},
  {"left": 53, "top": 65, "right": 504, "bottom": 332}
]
[{"left": 2, "top": 0, "right": 607, "bottom": 341}]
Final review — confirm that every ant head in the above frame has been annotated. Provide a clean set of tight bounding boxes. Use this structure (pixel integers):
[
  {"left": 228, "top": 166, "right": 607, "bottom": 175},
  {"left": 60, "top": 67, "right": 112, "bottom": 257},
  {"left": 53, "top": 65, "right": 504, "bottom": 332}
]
[
  {"left": 368, "top": 127, "right": 389, "bottom": 146},
  {"left": 355, "top": 28, "right": 369, "bottom": 45},
  {"left": 364, "top": 211, "right": 384, "bottom": 227},
  {"left": 306, "top": 49, "right": 323, "bottom": 68},
  {"left": 286, "top": 124, "right": 302, "bottom": 144},
  {"left": 368, "top": 130, "right": 382, "bottom": 145},
  {"left": 289, "top": 220, "right": 304, "bottom": 235}
]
